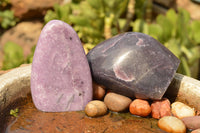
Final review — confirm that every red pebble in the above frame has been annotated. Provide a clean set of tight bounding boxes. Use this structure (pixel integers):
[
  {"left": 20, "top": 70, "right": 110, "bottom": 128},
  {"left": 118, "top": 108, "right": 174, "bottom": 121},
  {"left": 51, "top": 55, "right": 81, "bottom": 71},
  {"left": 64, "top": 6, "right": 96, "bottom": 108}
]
[{"left": 151, "top": 98, "right": 171, "bottom": 119}]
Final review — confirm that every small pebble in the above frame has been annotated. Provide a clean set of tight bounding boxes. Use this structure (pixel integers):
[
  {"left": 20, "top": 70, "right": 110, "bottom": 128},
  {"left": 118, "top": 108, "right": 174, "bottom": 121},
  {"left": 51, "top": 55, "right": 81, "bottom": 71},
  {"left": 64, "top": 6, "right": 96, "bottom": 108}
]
[
  {"left": 85, "top": 100, "right": 107, "bottom": 117},
  {"left": 104, "top": 92, "right": 132, "bottom": 112},
  {"left": 93, "top": 82, "right": 106, "bottom": 100},
  {"left": 129, "top": 99, "right": 151, "bottom": 117},
  {"left": 182, "top": 116, "right": 200, "bottom": 130},
  {"left": 158, "top": 116, "right": 186, "bottom": 133},
  {"left": 151, "top": 98, "right": 171, "bottom": 119},
  {"left": 171, "top": 102, "right": 195, "bottom": 119},
  {"left": 191, "top": 129, "right": 200, "bottom": 133}
]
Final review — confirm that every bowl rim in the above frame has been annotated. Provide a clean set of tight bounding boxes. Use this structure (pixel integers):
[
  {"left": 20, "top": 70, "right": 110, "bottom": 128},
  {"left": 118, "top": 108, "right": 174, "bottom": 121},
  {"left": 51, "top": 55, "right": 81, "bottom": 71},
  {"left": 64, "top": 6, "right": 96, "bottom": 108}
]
[{"left": 0, "top": 64, "right": 200, "bottom": 111}]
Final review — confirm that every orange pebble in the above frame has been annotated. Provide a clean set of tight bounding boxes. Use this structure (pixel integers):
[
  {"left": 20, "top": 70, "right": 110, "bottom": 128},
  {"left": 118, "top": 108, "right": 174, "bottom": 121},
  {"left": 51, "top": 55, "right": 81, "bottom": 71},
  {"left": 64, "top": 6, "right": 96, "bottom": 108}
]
[{"left": 129, "top": 99, "right": 151, "bottom": 117}]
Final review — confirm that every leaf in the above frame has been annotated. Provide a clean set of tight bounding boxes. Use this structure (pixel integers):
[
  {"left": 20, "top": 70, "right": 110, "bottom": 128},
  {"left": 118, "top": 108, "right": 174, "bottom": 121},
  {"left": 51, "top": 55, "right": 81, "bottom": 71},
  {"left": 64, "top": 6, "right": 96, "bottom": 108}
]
[
  {"left": 178, "top": 8, "right": 190, "bottom": 24},
  {"left": 132, "top": 19, "right": 148, "bottom": 34},
  {"left": 69, "top": 16, "right": 90, "bottom": 26},
  {"left": 166, "top": 9, "right": 177, "bottom": 26},
  {"left": 84, "top": 43, "right": 96, "bottom": 50},
  {"left": 44, "top": 10, "right": 58, "bottom": 23},
  {"left": 148, "top": 24, "right": 162, "bottom": 40},
  {"left": 79, "top": 1, "right": 99, "bottom": 19},
  {"left": 176, "top": 9, "right": 191, "bottom": 42},
  {"left": 118, "top": 18, "right": 127, "bottom": 30},
  {"left": 0, "top": 10, "right": 18, "bottom": 29},
  {"left": 181, "top": 45, "right": 193, "bottom": 59},
  {"left": 10, "top": 108, "right": 19, "bottom": 117},
  {"left": 190, "top": 21, "right": 200, "bottom": 43},
  {"left": 166, "top": 9, "right": 177, "bottom": 37},
  {"left": 178, "top": 57, "right": 191, "bottom": 76},
  {"left": 44, "top": 3, "right": 72, "bottom": 24},
  {"left": 164, "top": 38, "right": 181, "bottom": 58},
  {"left": 187, "top": 46, "right": 200, "bottom": 64},
  {"left": 156, "top": 15, "right": 173, "bottom": 42}
]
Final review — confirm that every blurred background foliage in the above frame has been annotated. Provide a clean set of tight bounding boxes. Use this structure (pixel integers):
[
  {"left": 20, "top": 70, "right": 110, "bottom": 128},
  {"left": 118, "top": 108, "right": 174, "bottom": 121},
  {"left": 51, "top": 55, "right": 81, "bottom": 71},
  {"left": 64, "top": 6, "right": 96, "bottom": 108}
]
[
  {"left": 0, "top": 0, "right": 200, "bottom": 79},
  {"left": 132, "top": 8, "right": 200, "bottom": 77},
  {"left": 0, "top": 10, "right": 18, "bottom": 29},
  {"left": 2, "top": 41, "right": 24, "bottom": 70},
  {"left": 2, "top": 42, "right": 35, "bottom": 70},
  {"left": 0, "top": 0, "right": 18, "bottom": 30}
]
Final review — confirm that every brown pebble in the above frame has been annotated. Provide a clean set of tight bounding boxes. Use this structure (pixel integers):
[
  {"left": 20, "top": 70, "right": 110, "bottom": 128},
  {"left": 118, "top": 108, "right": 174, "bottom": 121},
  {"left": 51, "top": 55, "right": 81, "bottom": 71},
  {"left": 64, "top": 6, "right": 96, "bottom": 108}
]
[
  {"left": 85, "top": 100, "right": 107, "bottom": 117},
  {"left": 104, "top": 92, "right": 132, "bottom": 112},
  {"left": 182, "top": 116, "right": 200, "bottom": 130},
  {"left": 151, "top": 98, "right": 171, "bottom": 119},
  {"left": 129, "top": 99, "right": 151, "bottom": 117},
  {"left": 158, "top": 116, "right": 186, "bottom": 133},
  {"left": 93, "top": 82, "right": 106, "bottom": 100}
]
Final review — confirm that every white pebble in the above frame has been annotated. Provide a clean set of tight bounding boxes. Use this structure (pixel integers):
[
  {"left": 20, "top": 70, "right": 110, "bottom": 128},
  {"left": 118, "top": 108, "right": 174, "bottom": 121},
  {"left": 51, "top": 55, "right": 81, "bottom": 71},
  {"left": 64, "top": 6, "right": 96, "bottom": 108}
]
[
  {"left": 85, "top": 100, "right": 107, "bottom": 117},
  {"left": 171, "top": 102, "right": 195, "bottom": 119}
]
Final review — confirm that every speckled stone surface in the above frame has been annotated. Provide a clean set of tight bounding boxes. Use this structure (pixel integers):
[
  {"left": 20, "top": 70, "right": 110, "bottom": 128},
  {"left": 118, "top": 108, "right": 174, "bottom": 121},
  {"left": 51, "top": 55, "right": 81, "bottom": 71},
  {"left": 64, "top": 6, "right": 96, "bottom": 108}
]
[
  {"left": 31, "top": 20, "right": 92, "bottom": 112},
  {"left": 87, "top": 32, "right": 180, "bottom": 100}
]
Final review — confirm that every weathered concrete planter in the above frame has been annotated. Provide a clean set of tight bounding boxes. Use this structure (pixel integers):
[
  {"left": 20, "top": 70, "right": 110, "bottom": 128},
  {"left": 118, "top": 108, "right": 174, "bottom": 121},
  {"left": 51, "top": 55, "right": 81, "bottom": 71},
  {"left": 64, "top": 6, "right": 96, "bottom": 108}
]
[
  {"left": 0, "top": 65, "right": 200, "bottom": 132},
  {"left": 0, "top": 65, "right": 31, "bottom": 112}
]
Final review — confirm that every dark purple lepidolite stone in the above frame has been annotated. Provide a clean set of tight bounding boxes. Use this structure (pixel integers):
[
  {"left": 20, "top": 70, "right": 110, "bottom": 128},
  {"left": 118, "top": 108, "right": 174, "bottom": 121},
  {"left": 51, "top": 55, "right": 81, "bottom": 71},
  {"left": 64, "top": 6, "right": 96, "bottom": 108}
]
[
  {"left": 31, "top": 20, "right": 92, "bottom": 112},
  {"left": 87, "top": 32, "right": 180, "bottom": 100}
]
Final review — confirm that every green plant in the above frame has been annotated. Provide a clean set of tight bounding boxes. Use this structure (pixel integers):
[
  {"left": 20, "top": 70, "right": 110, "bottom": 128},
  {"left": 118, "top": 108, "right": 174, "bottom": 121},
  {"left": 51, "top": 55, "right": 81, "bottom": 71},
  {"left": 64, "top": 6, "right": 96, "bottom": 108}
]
[
  {"left": 0, "top": 10, "right": 18, "bottom": 29},
  {"left": 132, "top": 9, "right": 200, "bottom": 78},
  {"left": 44, "top": 0, "right": 129, "bottom": 51},
  {"left": 71, "top": 0, "right": 128, "bottom": 40},
  {"left": 44, "top": 0, "right": 84, "bottom": 24},
  {"left": 44, "top": 3, "right": 73, "bottom": 25},
  {"left": 10, "top": 108, "right": 19, "bottom": 117},
  {"left": 2, "top": 41, "right": 24, "bottom": 70},
  {"left": 2, "top": 42, "right": 35, "bottom": 70}
]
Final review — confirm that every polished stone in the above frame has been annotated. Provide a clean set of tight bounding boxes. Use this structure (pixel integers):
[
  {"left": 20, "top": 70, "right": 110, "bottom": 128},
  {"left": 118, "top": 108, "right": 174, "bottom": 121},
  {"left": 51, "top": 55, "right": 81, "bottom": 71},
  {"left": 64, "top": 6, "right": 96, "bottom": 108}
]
[
  {"left": 87, "top": 32, "right": 180, "bottom": 100},
  {"left": 31, "top": 20, "right": 92, "bottom": 112}
]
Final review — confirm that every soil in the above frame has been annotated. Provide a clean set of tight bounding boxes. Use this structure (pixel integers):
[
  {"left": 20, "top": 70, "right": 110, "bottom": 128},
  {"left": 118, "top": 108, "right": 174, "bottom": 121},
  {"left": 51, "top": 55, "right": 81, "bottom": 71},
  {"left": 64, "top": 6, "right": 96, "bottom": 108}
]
[{"left": 3, "top": 94, "right": 165, "bottom": 133}]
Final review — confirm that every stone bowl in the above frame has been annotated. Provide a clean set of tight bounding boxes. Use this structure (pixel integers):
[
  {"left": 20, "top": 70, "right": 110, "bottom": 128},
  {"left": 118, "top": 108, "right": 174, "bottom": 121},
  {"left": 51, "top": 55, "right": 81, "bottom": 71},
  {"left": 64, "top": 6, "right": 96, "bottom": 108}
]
[{"left": 0, "top": 65, "right": 200, "bottom": 132}]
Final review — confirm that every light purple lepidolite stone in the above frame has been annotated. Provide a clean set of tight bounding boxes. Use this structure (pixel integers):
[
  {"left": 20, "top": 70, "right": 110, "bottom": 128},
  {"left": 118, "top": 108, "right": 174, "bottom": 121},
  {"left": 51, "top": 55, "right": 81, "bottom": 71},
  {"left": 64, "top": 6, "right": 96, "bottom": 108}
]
[{"left": 31, "top": 20, "right": 92, "bottom": 112}]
